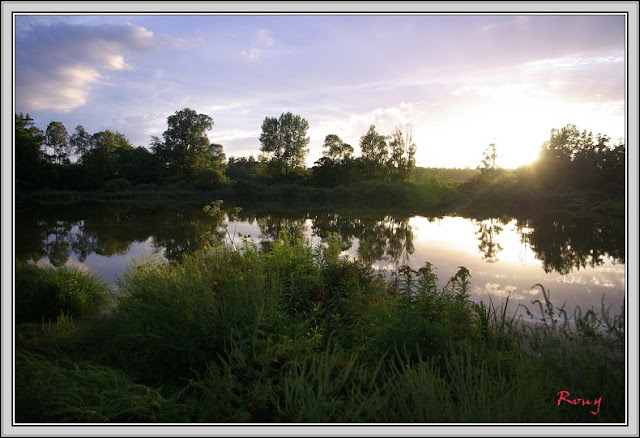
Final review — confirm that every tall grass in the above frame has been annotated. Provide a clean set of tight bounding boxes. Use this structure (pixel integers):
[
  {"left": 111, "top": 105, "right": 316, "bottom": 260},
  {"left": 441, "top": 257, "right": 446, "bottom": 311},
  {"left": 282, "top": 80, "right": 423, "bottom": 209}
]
[
  {"left": 15, "top": 234, "right": 625, "bottom": 423},
  {"left": 15, "top": 261, "right": 113, "bottom": 323}
]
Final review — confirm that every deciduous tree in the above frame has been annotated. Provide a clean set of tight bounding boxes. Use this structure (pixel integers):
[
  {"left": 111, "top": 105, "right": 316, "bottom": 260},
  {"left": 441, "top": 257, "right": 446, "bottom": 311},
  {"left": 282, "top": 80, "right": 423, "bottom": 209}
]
[
  {"left": 259, "top": 112, "right": 310, "bottom": 178},
  {"left": 152, "top": 108, "right": 225, "bottom": 183},
  {"left": 15, "top": 113, "right": 46, "bottom": 189},
  {"left": 45, "top": 121, "right": 70, "bottom": 165}
]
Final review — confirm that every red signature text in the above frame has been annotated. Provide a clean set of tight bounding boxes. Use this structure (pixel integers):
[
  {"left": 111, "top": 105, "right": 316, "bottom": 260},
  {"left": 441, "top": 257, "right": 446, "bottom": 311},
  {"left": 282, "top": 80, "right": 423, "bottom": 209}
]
[{"left": 556, "top": 390, "right": 602, "bottom": 415}]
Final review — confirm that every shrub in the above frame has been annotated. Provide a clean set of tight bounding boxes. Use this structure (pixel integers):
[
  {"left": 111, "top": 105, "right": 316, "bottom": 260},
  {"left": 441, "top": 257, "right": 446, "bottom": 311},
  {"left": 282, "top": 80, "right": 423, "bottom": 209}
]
[
  {"left": 192, "top": 169, "right": 229, "bottom": 190},
  {"left": 104, "top": 178, "right": 133, "bottom": 192},
  {"left": 135, "top": 183, "right": 158, "bottom": 191}
]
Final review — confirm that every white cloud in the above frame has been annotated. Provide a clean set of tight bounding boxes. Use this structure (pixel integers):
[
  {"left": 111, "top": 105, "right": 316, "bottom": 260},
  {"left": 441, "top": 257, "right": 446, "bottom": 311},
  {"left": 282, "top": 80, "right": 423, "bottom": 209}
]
[
  {"left": 475, "top": 282, "right": 541, "bottom": 301},
  {"left": 241, "top": 28, "right": 276, "bottom": 60},
  {"left": 241, "top": 47, "right": 263, "bottom": 60},
  {"left": 315, "top": 101, "right": 431, "bottom": 145},
  {"left": 256, "top": 29, "right": 275, "bottom": 47},
  {"left": 479, "top": 16, "right": 529, "bottom": 33},
  {"left": 19, "top": 65, "right": 106, "bottom": 112},
  {"left": 16, "top": 22, "right": 178, "bottom": 112},
  {"left": 210, "top": 128, "right": 260, "bottom": 144}
]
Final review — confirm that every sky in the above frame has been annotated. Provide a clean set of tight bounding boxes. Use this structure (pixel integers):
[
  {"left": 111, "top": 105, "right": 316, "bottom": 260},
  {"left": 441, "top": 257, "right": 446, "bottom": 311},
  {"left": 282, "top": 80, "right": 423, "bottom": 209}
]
[{"left": 13, "top": 11, "right": 627, "bottom": 169}]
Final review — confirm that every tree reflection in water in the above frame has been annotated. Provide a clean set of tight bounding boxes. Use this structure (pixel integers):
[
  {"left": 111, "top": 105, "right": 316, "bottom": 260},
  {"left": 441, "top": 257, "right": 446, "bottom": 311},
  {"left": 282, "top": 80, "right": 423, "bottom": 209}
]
[
  {"left": 16, "top": 202, "right": 624, "bottom": 277},
  {"left": 475, "top": 218, "right": 504, "bottom": 263}
]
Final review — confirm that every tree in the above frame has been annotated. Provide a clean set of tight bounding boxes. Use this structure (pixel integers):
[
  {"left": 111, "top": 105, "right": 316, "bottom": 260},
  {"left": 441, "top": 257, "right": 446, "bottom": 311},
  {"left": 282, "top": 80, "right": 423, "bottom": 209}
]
[
  {"left": 81, "top": 130, "right": 133, "bottom": 187},
  {"left": 69, "top": 125, "right": 93, "bottom": 159},
  {"left": 535, "top": 124, "right": 623, "bottom": 191},
  {"left": 322, "top": 134, "right": 354, "bottom": 162},
  {"left": 227, "top": 156, "right": 258, "bottom": 182},
  {"left": 478, "top": 142, "right": 498, "bottom": 184},
  {"left": 116, "top": 146, "right": 157, "bottom": 185},
  {"left": 359, "top": 125, "right": 388, "bottom": 179},
  {"left": 15, "top": 113, "right": 46, "bottom": 190},
  {"left": 152, "top": 108, "right": 223, "bottom": 183},
  {"left": 45, "top": 121, "right": 70, "bottom": 165},
  {"left": 387, "top": 124, "right": 416, "bottom": 180},
  {"left": 259, "top": 112, "right": 310, "bottom": 178}
]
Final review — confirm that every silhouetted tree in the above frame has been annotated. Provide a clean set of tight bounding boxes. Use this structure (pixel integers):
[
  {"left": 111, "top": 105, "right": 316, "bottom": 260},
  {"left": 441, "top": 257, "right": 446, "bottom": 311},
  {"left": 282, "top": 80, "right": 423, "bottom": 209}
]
[
  {"left": 359, "top": 125, "right": 388, "bottom": 179},
  {"left": 69, "top": 125, "right": 93, "bottom": 159},
  {"left": 478, "top": 143, "right": 498, "bottom": 184},
  {"left": 259, "top": 112, "right": 310, "bottom": 179},
  {"left": 152, "top": 108, "right": 225, "bottom": 183},
  {"left": 15, "top": 113, "right": 46, "bottom": 190},
  {"left": 44, "top": 121, "right": 70, "bottom": 165},
  {"left": 387, "top": 124, "right": 416, "bottom": 180},
  {"left": 81, "top": 130, "right": 133, "bottom": 187},
  {"left": 535, "top": 124, "right": 624, "bottom": 192},
  {"left": 322, "top": 134, "right": 354, "bottom": 162}
]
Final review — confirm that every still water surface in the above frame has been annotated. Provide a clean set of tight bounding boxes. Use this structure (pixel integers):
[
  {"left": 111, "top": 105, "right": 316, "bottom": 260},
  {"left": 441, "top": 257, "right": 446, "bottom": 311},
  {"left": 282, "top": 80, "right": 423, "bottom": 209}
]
[{"left": 15, "top": 201, "right": 626, "bottom": 320}]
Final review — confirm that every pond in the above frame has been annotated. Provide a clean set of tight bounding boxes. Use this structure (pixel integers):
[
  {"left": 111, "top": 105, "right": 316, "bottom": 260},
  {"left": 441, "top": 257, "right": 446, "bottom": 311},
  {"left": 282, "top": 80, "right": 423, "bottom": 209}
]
[{"left": 15, "top": 201, "right": 626, "bottom": 320}]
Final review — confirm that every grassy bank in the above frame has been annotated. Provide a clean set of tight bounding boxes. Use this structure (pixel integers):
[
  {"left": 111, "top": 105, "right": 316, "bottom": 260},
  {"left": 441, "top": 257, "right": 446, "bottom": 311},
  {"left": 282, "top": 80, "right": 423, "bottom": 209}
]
[
  {"left": 18, "top": 177, "right": 458, "bottom": 213},
  {"left": 15, "top": 234, "right": 625, "bottom": 423}
]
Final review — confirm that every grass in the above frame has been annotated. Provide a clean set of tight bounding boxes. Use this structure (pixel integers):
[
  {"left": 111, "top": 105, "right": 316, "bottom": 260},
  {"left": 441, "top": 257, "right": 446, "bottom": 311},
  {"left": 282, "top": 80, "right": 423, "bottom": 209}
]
[
  {"left": 14, "top": 233, "right": 625, "bottom": 423},
  {"left": 15, "top": 261, "right": 113, "bottom": 323}
]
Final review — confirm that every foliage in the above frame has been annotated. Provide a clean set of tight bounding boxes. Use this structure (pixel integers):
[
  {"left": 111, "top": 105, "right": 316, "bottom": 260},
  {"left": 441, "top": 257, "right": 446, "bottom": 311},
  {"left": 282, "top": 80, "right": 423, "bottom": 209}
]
[
  {"left": 535, "top": 124, "right": 625, "bottom": 191},
  {"left": 359, "top": 124, "right": 389, "bottom": 179},
  {"left": 192, "top": 168, "right": 229, "bottom": 190},
  {"left": 387, "top": 124, "right": 417, "bottom": 180},
  {"left": 104, "top": 178, "right": 133, "bottom": 192},
  {"left": 226, "top": 156, "right": 258, "bottom": 183},
  {"left": 412, "top": 167, "right": 476, "bottom": 185},
  {"left": 321, "top": 134, "right": 354, "bottom": 162},
  {"left": 152, "top": 108, "right": 226, "bottom": 183},
  {"left": 259, "top": 112, "right": 310, "bottom": 179},
  {"left": 15, "top": 230, "right": 625, "bottom": 423},
  {"left": 477, "top": 142, "right": 498, "bottom": 184},
  {"left": 16, "top": 350, "right": 187, "bottom": 422},
  {"left": 15, "top": 261, "right": 113, "bottom": 323},
  {"left": 15, "top": 113, "right": 47, "bottom": 190},
  {"left": 45, "top": 121, "right": 70, "bottom": 165},
  {"left": 81, "top": 130, "right": 134, "bottom": 188}
]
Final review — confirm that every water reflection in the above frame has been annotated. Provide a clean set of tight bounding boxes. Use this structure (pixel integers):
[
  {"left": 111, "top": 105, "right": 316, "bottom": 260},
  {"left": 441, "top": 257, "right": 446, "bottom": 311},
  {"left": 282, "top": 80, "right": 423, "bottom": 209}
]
[
  {"left": 475, "top": 218, "right": 503, "bottom": 263},
  {"left": 309, "top": 213, "right": 414, "bottom": 267},
  {"left": 16, "top": 203, "right": 217, "bottom": 267},
  {"left": 16, "top": 202, "right": 624, "bottom": 279},
  {"left": 522, "top": 215, "right": 625, "bottom": 275}
]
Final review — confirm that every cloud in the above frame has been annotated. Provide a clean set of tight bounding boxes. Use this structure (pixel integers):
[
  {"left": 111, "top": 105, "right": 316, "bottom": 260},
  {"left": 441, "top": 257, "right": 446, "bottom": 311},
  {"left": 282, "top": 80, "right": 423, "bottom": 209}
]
[
  {"left": 474, "top": 282, "right": 542, "bottom": 301},
  {"left": 314, "top": 101, "right": 431, "bottom": 144},
  {"left": 256, "top": 29, "right": 275, "bottom": 47},
  {"left": 479, "top": 16, "right": 529, "bottom": 33},
  {"left": 240, "top": 47, "right": 264, "bottom": 60},
  {"left": 15, "top": 22, "right": 180, "bottom": 112},
  {"left": 241, "top": 28, "right": 276, "bottom": 60},
  {"left": 210, "top": 128, "right": 261, "bottom": 144}
]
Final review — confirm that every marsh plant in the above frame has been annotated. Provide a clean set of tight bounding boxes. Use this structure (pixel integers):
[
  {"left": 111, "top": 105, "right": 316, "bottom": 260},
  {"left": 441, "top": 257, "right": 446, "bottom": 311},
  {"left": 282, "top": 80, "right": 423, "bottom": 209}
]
[{"left": 14, "top": 229, "right": 625, "bottom": 423}]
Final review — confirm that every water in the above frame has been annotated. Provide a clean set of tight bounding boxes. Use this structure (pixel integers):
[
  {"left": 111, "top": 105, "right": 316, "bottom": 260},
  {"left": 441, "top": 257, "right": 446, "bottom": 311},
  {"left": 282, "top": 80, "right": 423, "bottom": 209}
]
[{"left": 15, "top": 201, "right": 626, "bottom": 319}]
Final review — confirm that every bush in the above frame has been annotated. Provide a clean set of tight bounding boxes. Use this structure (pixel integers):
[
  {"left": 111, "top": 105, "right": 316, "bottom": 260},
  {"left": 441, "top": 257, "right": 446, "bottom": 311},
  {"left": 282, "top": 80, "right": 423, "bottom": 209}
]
[
  {"left": 135, "top": 183, "right": 158, "bottom": 192},
  {"left": 192, "top": 169, "right": 229, "bottom": 190},
  {"left": 104, "top": 178, "right": 133, "bottom": 192}
]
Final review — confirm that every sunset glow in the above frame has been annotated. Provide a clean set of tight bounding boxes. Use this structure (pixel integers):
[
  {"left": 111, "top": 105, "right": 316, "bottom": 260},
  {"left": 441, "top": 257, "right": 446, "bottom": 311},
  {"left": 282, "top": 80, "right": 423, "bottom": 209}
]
[{"left": 12, "top": 7, "right": 626, "bottom": 169}]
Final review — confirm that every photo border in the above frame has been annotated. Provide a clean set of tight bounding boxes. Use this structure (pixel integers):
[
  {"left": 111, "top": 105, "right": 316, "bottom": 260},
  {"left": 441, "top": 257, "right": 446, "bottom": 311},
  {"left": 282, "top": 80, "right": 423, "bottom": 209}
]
[{"left": 2, "top": 1, "right": 637, "bottom": 436}]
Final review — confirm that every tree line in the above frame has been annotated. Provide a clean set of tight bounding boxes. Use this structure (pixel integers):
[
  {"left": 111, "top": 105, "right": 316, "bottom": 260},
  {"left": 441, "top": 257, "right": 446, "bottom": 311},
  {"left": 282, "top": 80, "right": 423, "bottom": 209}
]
[
  {"left": 16, "top": 108, "right": 625, "bottom": 212},
  {"left": 15, "top": 108, "right": 417, "bottom": 192}
]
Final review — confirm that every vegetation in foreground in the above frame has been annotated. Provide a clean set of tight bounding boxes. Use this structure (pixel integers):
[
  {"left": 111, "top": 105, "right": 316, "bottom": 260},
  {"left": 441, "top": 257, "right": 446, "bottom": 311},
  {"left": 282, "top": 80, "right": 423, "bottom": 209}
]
[{"left": 15, "top": 232, "right": 625, "bottom": 423}]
